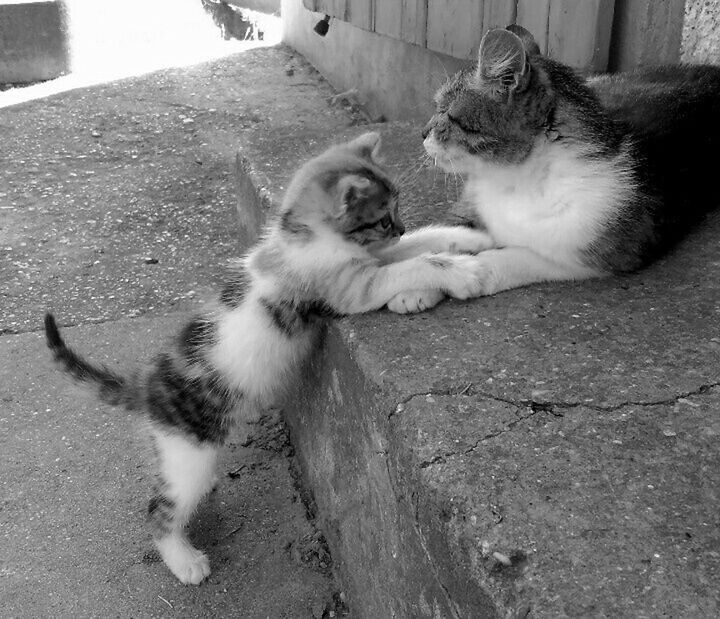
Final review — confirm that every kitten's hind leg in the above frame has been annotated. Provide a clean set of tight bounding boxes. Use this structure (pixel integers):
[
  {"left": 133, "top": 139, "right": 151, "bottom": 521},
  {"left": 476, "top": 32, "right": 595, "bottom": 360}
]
[{"left": 150, "top": 431, "right": 219, "bottom": 585}]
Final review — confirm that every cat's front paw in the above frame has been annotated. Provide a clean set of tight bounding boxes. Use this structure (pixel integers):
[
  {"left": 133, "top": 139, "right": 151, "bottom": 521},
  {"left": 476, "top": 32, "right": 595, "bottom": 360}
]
[
  {"left": 387, "top": 289, "right": 445, "bottom": 314},
  {"left": 445, "top": 228, "right": 494, "bottom": 255},
  {"left": 443, "top": 254, "right": 496, "bottom": 300}
]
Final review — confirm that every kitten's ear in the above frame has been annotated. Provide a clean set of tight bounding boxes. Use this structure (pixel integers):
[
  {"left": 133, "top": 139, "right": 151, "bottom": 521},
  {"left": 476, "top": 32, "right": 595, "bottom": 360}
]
[
  {"left": 505, "top": 24, "right": 541, "bottom": 56},
  {"left": 348, "top": 131, "right": 383, "bottom": 162},
  {"left": 337, "top": 174, "right": 371, "bottom": 217},
  {"left": 477, "top": 28, "right": 529, "bottom": 93}
]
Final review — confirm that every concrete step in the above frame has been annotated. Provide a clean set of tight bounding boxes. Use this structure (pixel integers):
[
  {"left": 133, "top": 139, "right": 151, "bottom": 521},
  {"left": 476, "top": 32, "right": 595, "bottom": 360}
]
[{"left": 235, "top": 70, "right": 720, "bottom": 618}]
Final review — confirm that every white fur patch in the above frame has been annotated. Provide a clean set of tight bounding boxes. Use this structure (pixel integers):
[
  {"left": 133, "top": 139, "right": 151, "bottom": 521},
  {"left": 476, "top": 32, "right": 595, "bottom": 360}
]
[
  {"left": 209, "top": 293, "right": 314, "bottom": 409},
  {"left": 156, "top": 535, "right": 211, "bottom": 585},
  {"left": 426, "top": 134, "right": 634, "bottom": 275},
  {"left": 153, "top": 431, "right": 218, "bottom": 584}
]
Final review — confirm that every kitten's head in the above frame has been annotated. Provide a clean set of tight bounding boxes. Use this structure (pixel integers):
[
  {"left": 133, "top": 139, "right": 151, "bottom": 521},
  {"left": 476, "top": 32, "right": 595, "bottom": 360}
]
[
  {"left": 423, "top": 25, "right": 555, "bottom": 171},
  {"left": 280, "top": 132, "right": 404, "bottom": 247}
]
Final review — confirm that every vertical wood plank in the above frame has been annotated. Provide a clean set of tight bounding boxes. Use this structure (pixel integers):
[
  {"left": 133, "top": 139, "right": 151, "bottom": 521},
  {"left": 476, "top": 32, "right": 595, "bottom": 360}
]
[
  {"left": 482, "top": 0, "right": 518, "bottom": 32},
  {"left": 516, "top": 0, "right": 550, "bottom": 54},
  {"left": 547, "top": 0, "right": 615, "bottom": 71},
  {"left": 336, "top": 0, "right": 349, "bottom": 21},
  {"left": 347, "top": 0, "right": 373, "bottom": 30},
  {"left": 608, "top": 0, "right": 685, "bottom": 71},
  {"left": 374, "top": 0, "right": 402, "bottom": 39},
  {"left": 304, "top": 0, "right": 348, "bottom": 20},
  {"left": 400, "top": 0, "right": 428, "bottom": 47},
  {"left": 426, "top": 0, "right": 484, "bottom": 59}
]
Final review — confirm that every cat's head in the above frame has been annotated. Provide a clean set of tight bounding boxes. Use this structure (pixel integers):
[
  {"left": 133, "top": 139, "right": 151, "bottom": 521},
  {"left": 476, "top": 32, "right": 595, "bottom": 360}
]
[
  {"left": 280, "top": 132, "right": 404, "bottom": 247},
  {"left": 423, "top": 25, "right": 555, "bottom": 171}
]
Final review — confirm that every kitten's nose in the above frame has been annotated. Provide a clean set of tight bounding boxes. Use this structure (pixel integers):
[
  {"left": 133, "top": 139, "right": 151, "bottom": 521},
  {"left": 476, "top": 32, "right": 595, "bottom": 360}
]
[
  {"left": 394, "top": 221, "right": 405, "bottom": 236},
  {"left": 421, "top": 121, "right": 433, "bottom": 140}
]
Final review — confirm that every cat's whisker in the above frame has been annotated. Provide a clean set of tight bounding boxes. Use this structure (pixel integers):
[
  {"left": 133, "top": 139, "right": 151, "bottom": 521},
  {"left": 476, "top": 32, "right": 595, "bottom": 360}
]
[
  {"left": 395, "top": 155, "right": 432, "bottom": 188},
  {"left": 394, "top": 162, "right": 421, "bottom": 187},
  {"left": 429, "top": 161, "right": 440, "bottom": 193},
  {"left": 395, "top": 153, "right": 429, "bottom": 178},
  {"left": 394, "top": 158, "right": 433, "bottom": 193},
  {"left": 447, "top": 159, "right": 462, "bottom": 202},
  {"left": 432, "top": 52, "right": 451, "bottom": 85}
]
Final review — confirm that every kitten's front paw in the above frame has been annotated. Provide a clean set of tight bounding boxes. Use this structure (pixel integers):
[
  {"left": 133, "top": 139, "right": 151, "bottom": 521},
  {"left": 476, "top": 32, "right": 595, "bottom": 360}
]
[
  {"left": 387, "top": 289, "right": 445, "bottom": 314},
  {"left": 156, "top": 536, "right": 211, "bottom": 585}
]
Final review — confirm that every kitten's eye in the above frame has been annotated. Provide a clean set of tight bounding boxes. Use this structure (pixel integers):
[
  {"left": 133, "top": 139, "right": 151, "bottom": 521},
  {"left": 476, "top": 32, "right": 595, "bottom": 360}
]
[{"left": 379, "top": 214, "right": 392, "bottom": 228}]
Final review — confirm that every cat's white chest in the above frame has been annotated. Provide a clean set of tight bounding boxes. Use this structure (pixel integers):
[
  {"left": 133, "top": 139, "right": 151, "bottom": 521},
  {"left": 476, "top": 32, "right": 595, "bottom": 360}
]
[{"left": 464, "top": 145, "right": 625, "bottom": 266}]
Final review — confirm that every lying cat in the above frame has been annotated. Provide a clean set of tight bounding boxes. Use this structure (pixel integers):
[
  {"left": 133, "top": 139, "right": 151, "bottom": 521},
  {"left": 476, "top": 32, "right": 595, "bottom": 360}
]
[
  {"left": 44, "top": 132, "right": 489, "bottom": 584},
  {"left": 397, "top": 24, "right": 720, "bottom": 312}
]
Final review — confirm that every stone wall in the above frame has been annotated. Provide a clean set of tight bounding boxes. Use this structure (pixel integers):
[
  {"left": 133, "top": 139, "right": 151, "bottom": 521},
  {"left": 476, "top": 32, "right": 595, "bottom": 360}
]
[{"left": 682, "top": 0, "right": 720, "bottom": 63}]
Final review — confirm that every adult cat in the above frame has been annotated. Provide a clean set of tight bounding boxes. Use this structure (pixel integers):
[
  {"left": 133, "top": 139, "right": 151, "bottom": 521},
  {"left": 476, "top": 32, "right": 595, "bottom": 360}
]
[
  {"left": 392, "top": 25, "right": 720, "bottom": 312},
  {"left": 44, "top": 132, "right": 489, "bottom": 584}
]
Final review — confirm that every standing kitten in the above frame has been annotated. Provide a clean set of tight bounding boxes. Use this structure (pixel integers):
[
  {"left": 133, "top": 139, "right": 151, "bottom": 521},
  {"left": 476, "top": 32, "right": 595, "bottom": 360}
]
[
  {"left": 44, "top": 132, "right": 488, "bottom": 584},
  {"left": 394, "top": 24, "right": 720, "bottom": 311}
]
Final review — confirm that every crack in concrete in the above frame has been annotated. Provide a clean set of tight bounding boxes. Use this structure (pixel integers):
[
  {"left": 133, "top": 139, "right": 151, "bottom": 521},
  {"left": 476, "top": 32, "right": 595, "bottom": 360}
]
[
  {"left": 391, "top": 380, "right": 720, "bottom": 424},
  {"left": 387, "top": 383, "right": 479, "bottom": 421},
  {"left": 467, "top": 382, "right": 720, "bottom": 415},
  {"left": 1, "top": 320, "right": 120, "bottom": 337},
  {"left": 404, "top": 382, "right": 720, "bottom": 469},
  {"left": 0, "top": 311, "right": 183, "bottom": 338},
  {"left": 418, "top": 407, "right": 545, "bottom": 469}
]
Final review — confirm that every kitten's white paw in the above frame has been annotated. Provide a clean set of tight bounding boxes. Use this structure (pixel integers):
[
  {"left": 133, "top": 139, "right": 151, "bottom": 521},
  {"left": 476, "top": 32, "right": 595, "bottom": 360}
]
[
  {"left": 156, "top": 536, "right": 211, "bottom": 585},
  {"left": 387, "top": 289, "right": 445, "bottom": 314}
]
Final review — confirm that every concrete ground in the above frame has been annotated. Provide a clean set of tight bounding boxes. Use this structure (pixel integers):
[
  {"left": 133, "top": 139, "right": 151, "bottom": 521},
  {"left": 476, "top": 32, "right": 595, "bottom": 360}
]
[
  {"left": 0, "top": 45, "right": 357, "bottom": 618},
  {"left": 3, "top": 7, "right": 720, "bottom": 619}
]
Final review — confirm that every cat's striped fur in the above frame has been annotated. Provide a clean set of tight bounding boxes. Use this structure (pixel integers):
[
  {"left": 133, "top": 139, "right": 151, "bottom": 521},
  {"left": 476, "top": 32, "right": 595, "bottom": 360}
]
[{"left": 45, "top": 132, "right": 490, "bottom": 584}]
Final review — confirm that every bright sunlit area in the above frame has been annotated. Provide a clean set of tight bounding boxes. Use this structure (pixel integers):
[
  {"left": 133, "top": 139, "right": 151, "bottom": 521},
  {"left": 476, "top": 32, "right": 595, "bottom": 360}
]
[{"left": 0, "top": 0, "right": 281, "bottom": 108}]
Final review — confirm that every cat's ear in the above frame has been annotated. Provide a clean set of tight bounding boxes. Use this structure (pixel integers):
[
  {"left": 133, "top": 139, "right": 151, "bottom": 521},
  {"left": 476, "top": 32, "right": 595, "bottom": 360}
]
[
  {"left": 477, "top": 28, "right": 530, "bottom": 93},
  {"left": 348, "top": 131, "right": 383, "bottom": 162},
  {"left": 505, "top": 24, "right": 541, "bottom": 56}
]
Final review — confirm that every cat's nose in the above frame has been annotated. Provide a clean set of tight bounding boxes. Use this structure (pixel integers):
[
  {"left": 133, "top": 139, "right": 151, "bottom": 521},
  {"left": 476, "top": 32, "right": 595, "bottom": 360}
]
[
  {"left": 421, "top": 120, "right": 434, "bottom": 140},
  {"left": 394, "top": 221, "right": 405, "bottom": 236}
]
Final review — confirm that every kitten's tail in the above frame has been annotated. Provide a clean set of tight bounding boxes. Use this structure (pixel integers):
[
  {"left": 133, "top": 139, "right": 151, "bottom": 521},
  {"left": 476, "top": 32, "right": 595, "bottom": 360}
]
[{"left": 44, "top": 313, "right": 141, "bottom": 410}]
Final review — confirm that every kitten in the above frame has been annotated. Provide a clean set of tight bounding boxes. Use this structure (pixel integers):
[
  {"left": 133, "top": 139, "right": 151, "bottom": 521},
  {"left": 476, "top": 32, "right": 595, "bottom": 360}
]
[
  {"left": 395, "top": 24, "right": 720, "bottom": 311},
  {"left": 44, "top": 132, "right": 489, "bottom": 585}
]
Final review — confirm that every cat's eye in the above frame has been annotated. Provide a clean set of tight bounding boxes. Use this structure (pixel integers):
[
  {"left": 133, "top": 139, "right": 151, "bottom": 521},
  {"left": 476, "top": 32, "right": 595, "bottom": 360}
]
[
  {"left": 379, "top": 215, "right": 392, "bottom": 228},
  {"left": 448, "top": 112, "right": 486, "bottom": 136},
  {"left": 448, "top": 112, "right": 470, "bottom": 129}
]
